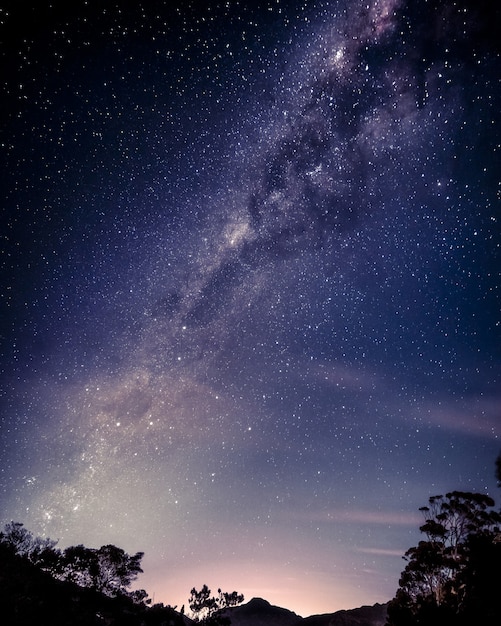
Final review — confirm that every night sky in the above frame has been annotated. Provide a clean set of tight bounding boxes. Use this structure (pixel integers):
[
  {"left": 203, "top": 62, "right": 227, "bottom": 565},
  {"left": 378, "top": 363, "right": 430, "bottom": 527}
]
[{"left": 1, "top": 0, "right": 500, "bottom": 617}]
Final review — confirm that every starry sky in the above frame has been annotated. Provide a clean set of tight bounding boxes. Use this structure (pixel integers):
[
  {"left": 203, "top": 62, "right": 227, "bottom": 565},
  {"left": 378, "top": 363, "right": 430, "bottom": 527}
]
[{"left": 1, "top": 0, "right": 500, "bottom": 617}]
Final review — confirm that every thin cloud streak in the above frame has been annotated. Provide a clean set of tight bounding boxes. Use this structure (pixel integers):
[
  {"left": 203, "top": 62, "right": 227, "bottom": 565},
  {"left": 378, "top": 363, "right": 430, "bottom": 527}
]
[
  {"left": 357, "top": 547, "right": 407, "bottom": 557},
  {"left": 423, "top": 394, "right": 501, "bottom": 439},
  {"left": 289, "top": 508, "right": 421, "bottom": 527}
]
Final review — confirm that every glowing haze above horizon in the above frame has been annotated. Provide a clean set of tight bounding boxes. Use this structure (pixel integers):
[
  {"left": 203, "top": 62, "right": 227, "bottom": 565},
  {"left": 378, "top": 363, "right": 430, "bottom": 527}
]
[{"left": 1, "top": 0, "right": 499, "bottom": 618}]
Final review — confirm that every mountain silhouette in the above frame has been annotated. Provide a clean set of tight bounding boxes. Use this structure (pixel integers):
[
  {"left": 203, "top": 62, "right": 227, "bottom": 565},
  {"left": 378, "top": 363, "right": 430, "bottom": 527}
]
[{"left": 221, "top": 597, "right": 388, "bottom": 626}]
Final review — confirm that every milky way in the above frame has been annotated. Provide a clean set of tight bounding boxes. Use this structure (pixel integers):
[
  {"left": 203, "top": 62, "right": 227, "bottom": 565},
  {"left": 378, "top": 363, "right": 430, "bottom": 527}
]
[{"left": 1, "top": 0, "right": 500, "bottom": 616}]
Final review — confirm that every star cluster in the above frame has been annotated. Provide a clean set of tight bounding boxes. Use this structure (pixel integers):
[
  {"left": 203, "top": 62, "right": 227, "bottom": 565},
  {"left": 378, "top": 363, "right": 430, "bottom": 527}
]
[{"left": 1, "top": 0, "right": 500, "bottom": 617}]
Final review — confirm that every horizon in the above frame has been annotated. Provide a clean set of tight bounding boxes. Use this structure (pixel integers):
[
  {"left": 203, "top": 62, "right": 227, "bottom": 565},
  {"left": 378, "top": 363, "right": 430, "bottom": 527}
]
[{"left": 1, "top": 0, "right": 499, "bottom": 619}]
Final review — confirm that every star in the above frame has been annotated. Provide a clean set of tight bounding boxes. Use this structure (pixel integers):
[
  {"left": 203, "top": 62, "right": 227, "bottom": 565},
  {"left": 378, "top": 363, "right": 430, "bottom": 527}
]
[{"left": 0, "top": 0, "right": 499, "bottom": 618}]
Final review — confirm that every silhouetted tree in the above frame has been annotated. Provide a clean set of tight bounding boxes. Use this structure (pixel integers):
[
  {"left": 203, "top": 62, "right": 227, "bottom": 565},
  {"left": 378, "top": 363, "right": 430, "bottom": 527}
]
[
  {"left": 0, "top": 521, "right": 59, "bottom": 560},
  {"left": 91, "top": 544, "right": 144, "bottom": 596},
  {"left": 217, "top": 589, "right": 245, "bottom": 608},
  {"left": 386, "top": 490, "right": 501, "bottom": 625},
  {"left": 0, "top": 522, "right": 193, "bottom": 624},
  {"left": 60, "top": 544, "right": 96, "bottom": 587},
  {"left": 59, "top": 543, "right": 144, "bottom": 597},
  {"left": 0, "top": 520, "right": 62, "bottom": 577},
  {"left": 189, "top": 584, "right": 244, "bottom": 625},
  {"left": 126, "top": 588, "right": 151, "bottom": 605},
  {"left": 0, "top": 538, "right": 183, "bottom": 625},
  {"left": 189, "top": 584, "right": 219, "bottom": 621},
  {"left": 1, "top": 521, "right": 35, "bottom": 555}
]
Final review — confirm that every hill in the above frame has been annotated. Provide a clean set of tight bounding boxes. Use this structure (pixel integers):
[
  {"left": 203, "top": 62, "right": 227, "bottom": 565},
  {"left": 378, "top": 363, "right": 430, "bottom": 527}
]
[
  {"left": 222, "top": 597, "right": 388, "bottom": 626},
  {"left": 0, "top": 540, "right": 387, "bottom": 626},
  {"left": 0, "top": 541, "right": 188, "bottom": 626}
]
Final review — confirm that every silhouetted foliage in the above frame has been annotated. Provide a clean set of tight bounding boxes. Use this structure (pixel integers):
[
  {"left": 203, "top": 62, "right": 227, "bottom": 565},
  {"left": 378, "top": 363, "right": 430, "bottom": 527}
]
[
  {"left": 1, "top": 521, "right": 59, "bottom": 564},
  {"left": 88, "top": 544, "right": 144, "bottom": 596},
  {"left": 0, "top": 538, "right": 184, "bottom": 625},
  {"left": 1, "top": 522, "right": 145, "bottom": 601},
  {"left": 189, "top": 584, "right": 244, "bottom": 625},
  {"left": 386, "top": 490, "right": 501, "bottom": 625},
  {"left": 60, "top": 544, "right": 96, "bottom": 587}
]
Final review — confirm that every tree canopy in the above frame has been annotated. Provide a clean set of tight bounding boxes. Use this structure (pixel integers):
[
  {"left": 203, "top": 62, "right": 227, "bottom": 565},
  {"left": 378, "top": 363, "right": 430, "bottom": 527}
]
[
  {"left": 0, "top": 522, "right": 145, "bottom": 600},
  {"left": 386, "top": 489, "right": 501, "bottom": 625},
  {"left": 189, "top": 584, "right": 244, "bottom": 625}
]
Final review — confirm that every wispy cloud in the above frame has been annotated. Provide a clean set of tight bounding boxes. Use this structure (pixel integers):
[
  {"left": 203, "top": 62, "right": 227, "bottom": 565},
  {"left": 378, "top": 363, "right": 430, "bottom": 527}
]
[
  {"left": 357, "top": 546, "right": 406, "bottom": 557},
  {"left": 306, "top": 361, "right": 383, "bottom": 393},
  {"left": 422, "top": 394, "right": 501, "bottom": 439},
  {"left": 323, "top": 509, "right": 420, "bottom": 526},
  {"left": 289, "top": 508, "right": 420, "bottom": 527}
]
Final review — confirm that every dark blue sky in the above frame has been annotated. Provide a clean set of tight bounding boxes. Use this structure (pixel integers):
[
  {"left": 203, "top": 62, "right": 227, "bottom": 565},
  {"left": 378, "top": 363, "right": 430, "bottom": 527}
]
[{"left": 1, "top": 0, "right": 499, "bottom": 616}]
